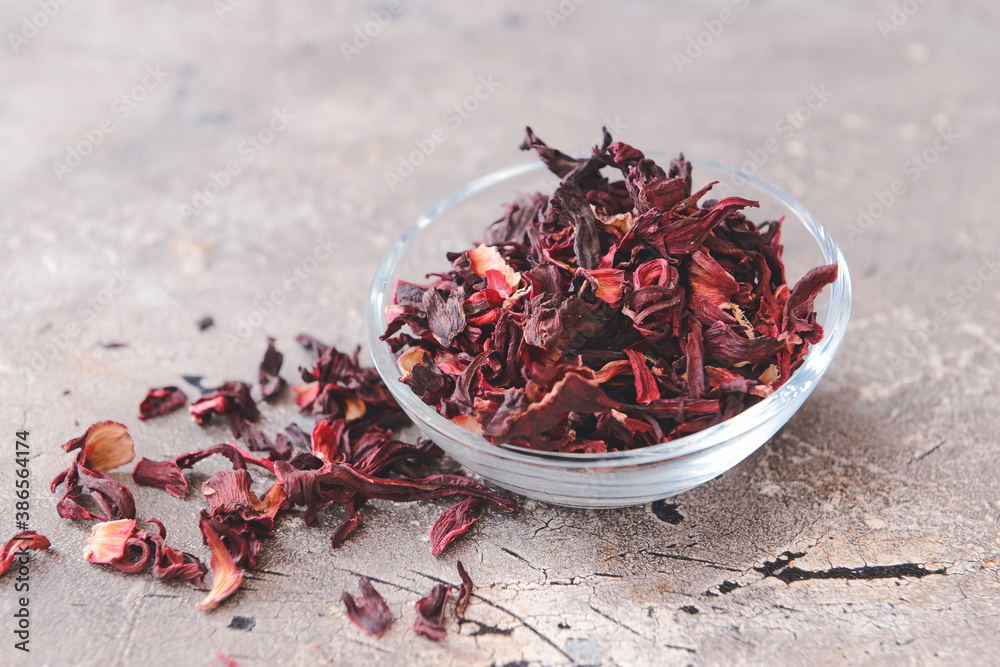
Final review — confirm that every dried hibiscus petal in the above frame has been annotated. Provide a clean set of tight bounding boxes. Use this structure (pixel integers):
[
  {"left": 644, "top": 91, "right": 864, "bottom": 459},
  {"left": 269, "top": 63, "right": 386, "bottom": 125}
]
[
  {"left": 85, "top": 519, "right": 207, "bottom": 587},
  {"left": 53, "top": 442, "right": 136, "bottom": 523},
  {"left": 59, "top": 420, "right": 135, "bottom": 473},
  {"left": 414, "top": 583, "right": 452, "bottom": 640},
  {"left": 1, "top": 531, "right": 51, "bottom": 577},
  {"left": 342, "top": 575, "right": 393, "bottom": 638},
  {"left": 384, "top": 128, "right": 838, "bottom": 452},
  {"left": 259, "top": 337, "right": 286, "bottom": 401},
  {"left": 133, "top": 442, "right": 274, "bottom": 499},
  {"left": 274, "top": 461, "right": 517, "bottom": 512},
  {"left": 201, "top": 469, "right": 263, "bottom": 516},
  {"left": 190, "top": 380, "right": 260, "bottom": 433},
  {"left": 138, "top": 386, "right": 188, "bottom": 420},
  {"left": 429, "top": 497, "right": 481, "bottom": 556},
  {"left": 197, "top": 518, "right": 244, "bottom": 611},
  {"left": 456, "top": 560, "right": 473, "bottom": 619},
  {"left": 132, "top": 457, "right": 188, "bottom": 498},
  {"left": 84, "top": 519, "right": 137, "bottom": 564}
]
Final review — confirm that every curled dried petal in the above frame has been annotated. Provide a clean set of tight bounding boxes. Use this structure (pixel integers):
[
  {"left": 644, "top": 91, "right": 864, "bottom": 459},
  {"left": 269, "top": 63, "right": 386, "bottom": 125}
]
[
  {"left": 84, "top": 519, "right": 137, "bottom": 564},
  {"left": 342, "top": 575, "right": 393, "bottom": 638},
  {"left": 197, "top": 519, "right": 244, "bottom": 611},
  {"left": 1, "top": 531, "right": 51, "bottom": 577},
  {"left": 259, "top": 337, "right": 286, "bottom": 401},
  {"left": 61, "top": 421, "right": 135, "bottom": 473},
  {"left": 414, "top": 583, "right": 452, "bottom": 640},
  {"left": 456, "top": 560, "right": 473, "bottom": 619},
  {"left": 201, "top": 469, "right": 263, "bottom": 517},
  {"left": 133, "top": 458, "right": 188, "bottom": 498},
  {"left": 430, "top": 497, "right": 481, "bottom": 556},
  {"left": 139, "top": 387, "right": 188, "bottom": 421}
]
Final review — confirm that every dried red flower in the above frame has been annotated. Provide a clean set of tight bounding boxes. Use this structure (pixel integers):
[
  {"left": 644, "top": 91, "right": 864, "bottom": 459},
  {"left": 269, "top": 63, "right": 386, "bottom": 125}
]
[
  {"left": 259, "top": 337, "right": 286, "bottom": 401},
  {"left": 52, "top": 422, "right": 136, "bottom": 522},
  {"left": 341, "top": 575, "right": 394, "bottom": 638},
  {"left": 190, "top": 381, "right": 260, "bottom": 435},
  {"left": 456, "top": 560, "right": 473, "bottom": 619},
  {"left": 383, "top": 128, "right": 838, "bottom": 452},
  {"left": 197, "top": 517, "right": 244, "bottom": 611},
  {"left": 84, "top": 519, "right": 207, "bottom": 588},
  {"left": 414, "top": 583, "right": 452, "bottom": 640},
  {"left": 275, "top": 461, "right": 516, "bottom": 518},
  {"left": 138, "top": 386, "right": 188, "bottom": 421},
  {"left": 133, "top": 442, "right": 275, "bottom": 499},
  {"left": 429, "top": 497, "right": 481, "bottom": 556},
  {"left": 1, "top": 531, "right": 51, "bottom": 577}
]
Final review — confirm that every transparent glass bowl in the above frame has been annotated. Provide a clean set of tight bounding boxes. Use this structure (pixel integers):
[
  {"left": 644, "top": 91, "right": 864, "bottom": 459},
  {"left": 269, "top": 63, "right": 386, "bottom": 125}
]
[{"left": 366, "top": 157, "right": 851, "bottom": 508}]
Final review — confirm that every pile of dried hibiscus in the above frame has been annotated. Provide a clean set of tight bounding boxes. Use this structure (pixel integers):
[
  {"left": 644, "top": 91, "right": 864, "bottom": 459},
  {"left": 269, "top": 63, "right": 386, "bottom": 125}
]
[
  {"left": 50, "top": 333, "right": 514, "bottom": 635},
  {"left": 382, "top": 128, "right": 838, "bottom": 452}
]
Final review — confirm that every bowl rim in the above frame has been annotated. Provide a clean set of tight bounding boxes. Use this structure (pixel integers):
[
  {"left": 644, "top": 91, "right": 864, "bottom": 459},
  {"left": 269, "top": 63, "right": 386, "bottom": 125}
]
[{"left": 365, "top": 156, "right": 852, "bottom": 468}]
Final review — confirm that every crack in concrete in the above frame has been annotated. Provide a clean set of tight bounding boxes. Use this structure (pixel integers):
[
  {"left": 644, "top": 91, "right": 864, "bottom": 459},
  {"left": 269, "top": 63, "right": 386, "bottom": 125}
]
[
  {"left": 589, "top": 604, "right": 696, "bottom": 654},
  {"left": 647, "top": 550, "right": 741, "bottom": 572},
  {"left": 754, "top": 551, "right": 948, "bottom": 584}
]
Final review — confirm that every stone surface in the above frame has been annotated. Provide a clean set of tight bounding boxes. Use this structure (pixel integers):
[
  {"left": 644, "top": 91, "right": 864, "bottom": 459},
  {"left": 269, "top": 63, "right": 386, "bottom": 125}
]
[{"left": 1, "top": 1, "right": 999, "bottom": 665}]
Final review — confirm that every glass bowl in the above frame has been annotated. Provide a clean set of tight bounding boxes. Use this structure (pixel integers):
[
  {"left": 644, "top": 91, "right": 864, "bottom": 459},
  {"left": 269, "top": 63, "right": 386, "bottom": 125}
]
[{"left": 365, "top": 157, "right": 852, "bottom": 508}]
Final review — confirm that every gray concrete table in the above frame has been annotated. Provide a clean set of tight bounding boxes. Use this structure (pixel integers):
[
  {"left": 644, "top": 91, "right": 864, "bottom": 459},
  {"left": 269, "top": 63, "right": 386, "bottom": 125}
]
[{"left": 2, "top": 1, "right": 999, "bottom": 665}]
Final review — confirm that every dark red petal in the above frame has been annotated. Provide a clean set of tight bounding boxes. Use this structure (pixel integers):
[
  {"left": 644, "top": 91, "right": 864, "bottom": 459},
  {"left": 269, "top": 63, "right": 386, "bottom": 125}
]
[
  {"left": 0, "top": 531, "right": 51, "bottom": 577},
  {"left": 139, "top": 386, "right": 188, "bottom": 421},
  {"left": 624, "top": 347, "right": 660, "bottom": 405},
  {"left": 430, "top": 497, "right": 481, "bottom": 556},
  {"left": 414, "top": 583, "right": 452, "bottom": 640},
  {"left": 133, "top": 458, "right": 188, "bottom": 498},
  {"left": 331, "top": 495, "right": 366, "bottom": 549},
  {"left": 259, "top": 337, "right": 286, "bottom": 401},
  {"left": 342, "top": 576, "right": 393, "bottom": 638},
  {"left": 201, "top": 470, "right": 260, "bottom": 517},
  {"left": 456, "top": 561, "right": 473, "bottom": 619}
]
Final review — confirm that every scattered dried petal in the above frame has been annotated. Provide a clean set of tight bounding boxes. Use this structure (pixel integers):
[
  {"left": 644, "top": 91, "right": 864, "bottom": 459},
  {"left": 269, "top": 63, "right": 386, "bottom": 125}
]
[
  {"left": 414, "top": 583, "right": 452, "bottom": 640},
  {"left": 430, "top": 497, "right": 481, "bottom": 556},
  {"left": 197, "top": 519, "right": 244, "bottom": 611},
  {"left": 456, "top": 560, "right": 473, "bottom": 619},
  {"left": 342, "top": 576, "right": 393, "bottom": 638},
  {"left": 84, "top": 519, "right": 137, "bottom": 564},
  {"left": 259, "top": 337, "right": 286, "bottom": 401},
  {"left": 60, "top": 421, "right": 135, "bottom": 473},
  {"left": 139, "top": 387, "right": 188, "bottom": 421},
  {"left": 1, "top": 531, "right": 51, "bottom": 577}
]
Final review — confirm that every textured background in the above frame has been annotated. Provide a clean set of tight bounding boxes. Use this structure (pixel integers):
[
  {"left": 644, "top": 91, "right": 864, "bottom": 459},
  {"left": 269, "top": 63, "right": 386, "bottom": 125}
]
[{"left": 1, "top": 1, "right": 999, "bottom": 665}]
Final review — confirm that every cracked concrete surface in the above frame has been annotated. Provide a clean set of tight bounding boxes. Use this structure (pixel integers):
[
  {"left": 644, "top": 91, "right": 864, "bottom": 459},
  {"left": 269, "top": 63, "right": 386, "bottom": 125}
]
[{"left": 2, "top": 1, "right": 999, "bottom": 665}]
